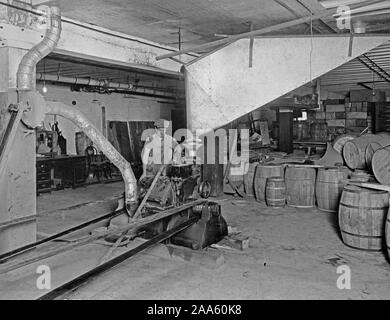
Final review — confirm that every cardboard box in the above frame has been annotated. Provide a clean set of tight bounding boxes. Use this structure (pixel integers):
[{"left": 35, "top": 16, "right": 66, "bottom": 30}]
[
  {"left": 327, "top": 120, "right": 345, "bottom": 127},
  {"left": 326, "top": 104, "right": 345, "bottom": 112},
  {"left": 314, "top": 112, "right": 326, "bottom": 120},
  {"left": 346, "top": 112, "right": 367, "bottom": 119},
  {"left": 350, "top": 90, "right": 386, "bottom": 102},
  {"left": 335, "top": 112, "right": 346, "bottom": 119},
  {"left": 326, "top": 112, "right": 336, "bottom": 120}
]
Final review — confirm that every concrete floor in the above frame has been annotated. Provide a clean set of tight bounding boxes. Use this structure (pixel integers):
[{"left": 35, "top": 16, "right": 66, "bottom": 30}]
[
  {"left": 1, "top": 182, "right": 390, "bottom": 300},
  {"left": 64, "top": 195, "right": 390, "bottom": 300}
]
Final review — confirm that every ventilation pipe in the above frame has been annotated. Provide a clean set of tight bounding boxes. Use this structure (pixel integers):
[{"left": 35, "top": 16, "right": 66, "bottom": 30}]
[
  {"left": 45, "top": 101, "right": 138, "bottom": 216},
  {"left": 17, "top": 6, "right": 62, "bottom": 91},
  {"left": 15, "top": 5, "right": 138, "bottom": 216}
]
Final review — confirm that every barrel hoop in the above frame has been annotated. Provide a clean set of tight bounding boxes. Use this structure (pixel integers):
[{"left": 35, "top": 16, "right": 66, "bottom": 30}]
[
  {"left": 339, "top": 202, "right": 388, "bottom": 210},
  {"left": 318, "top": 208, "right": 337, "bottom": 213},
  {"left": 266, "top": 187, "right": 286, "bottom": 191},
  {"left": 288, "top": 204, "right": 314, "bottom": 208},
  {"left": 340, "top": 229, "right": 383, "bottom": 239},
  {"left": 267, "top": 198, "right": 286, "bottom": 202},
  {"left": 342, "top": 243, "right": 382, "bottom": 252},
  {"left": 343, "top": 188, "right": 388, "bottom": 195},
  {"left": 317, "top": 180, "right": 343, "bottom": 184},
  {"left": 285, "top": 178, "right": 315, "bottom": 181}
]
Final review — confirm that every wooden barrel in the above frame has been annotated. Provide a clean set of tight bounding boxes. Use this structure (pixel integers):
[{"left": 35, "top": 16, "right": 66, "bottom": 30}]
[
  {"left": 338, "top": 185, "right": 389, "bottom": 251},
  {"left": 285, "top": 165, "right": 316, "bottom": 208},
  {"left": 371, "top": 146, "right": 390, "bottom": 185},
  {"left": 254, "top": 164, "right": 284, "bottom": 202},
  {"left": 332, "top": 134, "right": 358, "bottom": 154},
  {"left": 343, "top": 134, "right": 377, "bottom": 170},
  {"left": 365, "top": 133, "right": 390, "bottom": 170},
  {"left": 243, "top": 162, "right": 257, "bottom": 197},
  {"left": 315, "top": 167, "right": 348, "bottom": 213},
  {"left": 350, "top": 170, "right": 375, "bottom": 183},
  {"left": 386, "top": 211, "right": 390, "bottom": 259},
  {"left": 265, "top": 177, "right": 286, "bottom": 207},
  {"left": 335, "top": 165, "right": 351, "bottom": 179}
]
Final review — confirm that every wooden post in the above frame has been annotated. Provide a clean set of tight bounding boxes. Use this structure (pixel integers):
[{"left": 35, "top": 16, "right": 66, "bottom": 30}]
[{"left": 278, "top": 107, "right": 293, "bottom": 154}]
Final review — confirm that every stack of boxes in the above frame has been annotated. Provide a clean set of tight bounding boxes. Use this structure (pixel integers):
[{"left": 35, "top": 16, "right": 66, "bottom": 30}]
[
  {"left": 308, "top": 97, "right": 371, "bottom": 141},
  {"left": 345, "top": 101, "right": 369, "bottom": 133}
]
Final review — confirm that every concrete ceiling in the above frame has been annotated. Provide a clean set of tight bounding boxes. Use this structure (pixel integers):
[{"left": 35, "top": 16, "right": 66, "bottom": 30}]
[
  {"left": 30, "top": 0, "right": 390, "bottom": 94},
  {"left": 31, "top": 0, "right": 341, "bottom": 49},
  {"left": 31, "top": 1, "right": 390, "bottom": 50}
]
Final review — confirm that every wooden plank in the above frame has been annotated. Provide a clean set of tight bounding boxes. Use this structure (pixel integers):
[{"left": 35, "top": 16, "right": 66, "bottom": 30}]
[
  {"left": 107, "top": 121, "right": 121, "bottom": 153},
  {"left": 347, "top": 181, "right": 390, "bottom": 192},
  {"left": 259, "top": 121, "right": 270, "bottom": 145}
]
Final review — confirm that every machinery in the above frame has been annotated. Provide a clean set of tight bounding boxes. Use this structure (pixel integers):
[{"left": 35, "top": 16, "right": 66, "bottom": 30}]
[{"left": 138, "top": 163, "right": 228, "bottom": 249}]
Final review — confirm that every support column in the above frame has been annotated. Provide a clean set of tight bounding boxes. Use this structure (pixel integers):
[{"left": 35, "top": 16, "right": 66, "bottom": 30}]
[
  {"left": 278, "top": 107, "right": 294, "bottom": 154},
  {"left": 0, "top": 46, "right": 36, "bottom": 254}
]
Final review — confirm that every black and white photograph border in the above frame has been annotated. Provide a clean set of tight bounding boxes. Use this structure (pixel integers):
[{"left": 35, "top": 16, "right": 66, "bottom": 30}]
[{"left": 0, "top": 0, "right": 389, "bottom": 306}]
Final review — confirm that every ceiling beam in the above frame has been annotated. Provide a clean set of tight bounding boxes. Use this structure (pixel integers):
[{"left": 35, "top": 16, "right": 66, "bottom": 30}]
[
  {"left": 156, "top": 7, "right": 339, "bottom": 60},
  {"left": 156, "top": 0, "right": 385, "bottom": 61},
  {"left": 274, "top": 0, "right": 323, "bottom": 34},
  {"left": 294, "top": 0, "right": 339, "bottom": 33}
]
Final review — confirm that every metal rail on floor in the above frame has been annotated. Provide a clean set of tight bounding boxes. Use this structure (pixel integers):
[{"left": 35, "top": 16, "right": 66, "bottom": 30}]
[
  {"left": 0, "top": 210, "right": 124, "bottom": 263},
  {"left": 37, "top": 216, "right": 198, "bottom": 300}
]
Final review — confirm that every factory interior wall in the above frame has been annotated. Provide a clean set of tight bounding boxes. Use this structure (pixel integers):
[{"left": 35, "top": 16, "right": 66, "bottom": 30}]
[{"left": 37, "top": 83, "right": 181, "bottom": 155}]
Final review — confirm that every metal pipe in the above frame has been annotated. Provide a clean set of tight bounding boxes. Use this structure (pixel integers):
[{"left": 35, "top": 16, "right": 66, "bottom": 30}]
[
  {"left": 35, "top": 73, "right": 178, "bottom": 98},
  {"left": 37, "top": 216, "right": 198, "bottom": 300},
  {"left": 0, "top": 210, "right": 124, "bottom": 263},
  {"left": 45, "top": 101, "right": 138, "bottom": 216},
  {"left": 17, "top": 6, "right": 62, "bottom": 91}
]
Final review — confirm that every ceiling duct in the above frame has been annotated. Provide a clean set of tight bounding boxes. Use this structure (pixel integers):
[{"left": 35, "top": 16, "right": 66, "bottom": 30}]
[{"left": 17, "top": 6, "right": 62, "bottom": 91}]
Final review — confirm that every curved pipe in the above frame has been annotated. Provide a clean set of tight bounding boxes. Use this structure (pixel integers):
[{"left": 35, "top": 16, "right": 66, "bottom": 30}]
[
  {"left": 17, "top": 6, "right": 62, "bottom": 91},
  {"left": 45, "top": 101, "right": 138, "bottom": 216}
]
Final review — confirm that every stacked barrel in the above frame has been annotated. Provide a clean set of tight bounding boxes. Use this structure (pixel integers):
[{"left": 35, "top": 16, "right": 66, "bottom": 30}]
[
  {"left": 339, "top": 133, "right": 390, "bottom": 258},
  {"left": 342, "top": 132, "right": 390, "bottom": 184},
  {"left": 241, "top": 132, "right": 390, "bottom": 261}
]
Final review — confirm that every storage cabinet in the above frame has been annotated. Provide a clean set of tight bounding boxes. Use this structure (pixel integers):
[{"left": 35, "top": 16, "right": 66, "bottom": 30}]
[
  {"left": 36, "top": 161, "right": 53, "bottom": 195},
  {"left": 36, "top": 156, "right": 87, "bottom": 194}
]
